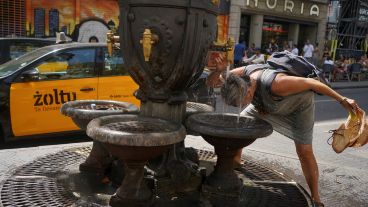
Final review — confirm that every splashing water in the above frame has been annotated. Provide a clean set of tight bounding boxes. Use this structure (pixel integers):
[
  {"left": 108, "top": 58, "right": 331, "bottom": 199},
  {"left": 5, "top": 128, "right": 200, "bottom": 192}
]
[
  {"left": 226, "top": 64, "right": 230, "bottom": 80},
  {"left": 237, "top": 104, "right": 242, "bottom": 125},
  {"left": 219, "top": 67, "right": 250, "bottom": 125},
  {"left": 222, "top": 64, "right": 232, "bottom": 119}
]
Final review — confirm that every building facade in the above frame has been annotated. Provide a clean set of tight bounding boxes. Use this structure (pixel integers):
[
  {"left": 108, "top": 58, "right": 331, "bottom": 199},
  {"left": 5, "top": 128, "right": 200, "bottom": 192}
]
[
  {"left": 0, "top": 0, "right": 120, "bottom": 42},
  {"left": 229, "top": 0, "right": 329, "bottom": 52},
  {"left": 49, "top": 9, "right": 60, "bottom": 37},
  {"left": 0, "top": 0, "right": 26, "bottom": 37},
  {"left": 0, "top": 0, "right": 230, "bottom": 44},
  {"left": 34, "top": 8, "right": 45, "bottom": 38}
]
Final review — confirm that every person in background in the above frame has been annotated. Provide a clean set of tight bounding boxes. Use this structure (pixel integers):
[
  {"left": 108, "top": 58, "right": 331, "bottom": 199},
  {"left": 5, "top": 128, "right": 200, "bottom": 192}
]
[
  {"left": 242, "top": 47, "right": 265, "bottom": 64},
  {"left": 322, "top": 45, "right": 331, "bottom": 60},
  {"left": 303, "top": 40, "right": 314, "bottom": 63},
  {"left": 267, "top": 39, "right": 279, "bottom": 55},
  {"left": 291, "top": 44, "right": 299, "bottom": 55},
  {"left": 333, "top": 55, "right": 349, "bottom": 81},
  {"left": 360, "top": 55, "right": 368, "bottom": 71},
  {"left": 312, "top": 43, "right": 320, "bottom": 66},
  {"left": 283, "top": 41, "right": 291, "bottom": 52},
  {"left": 247, "top": 43, "right": 256, "bottom": 58},
  {"left": 323, "top": 56, "right": 334, "bottom": 66},
  {"left": 234, "top": 40, "right": 246, "bottom": 67}
]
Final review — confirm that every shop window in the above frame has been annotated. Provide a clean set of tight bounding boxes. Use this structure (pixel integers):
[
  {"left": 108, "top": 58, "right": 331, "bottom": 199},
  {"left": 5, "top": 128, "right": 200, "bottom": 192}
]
[
  {"left": 262, "top": 21, "right": 289, "bottom": 54},
  {"left": 239, "top": 14, "right": 251, "bottom": 44}
]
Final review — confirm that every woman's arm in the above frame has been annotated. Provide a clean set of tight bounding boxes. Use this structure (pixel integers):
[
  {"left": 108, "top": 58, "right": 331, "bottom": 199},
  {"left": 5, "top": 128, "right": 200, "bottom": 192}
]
[
  {"left": 205, "top": 52, "right": 246, "bottom": 87},
  {"left": 271, "top": 75, "right": 358, "bottom": 113},
  {"left": 206, "top": 66, "right": 245, "bottom": 88}
]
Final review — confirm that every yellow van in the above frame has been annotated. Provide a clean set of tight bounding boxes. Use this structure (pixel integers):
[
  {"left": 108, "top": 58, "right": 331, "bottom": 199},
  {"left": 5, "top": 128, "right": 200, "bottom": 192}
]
[{"left": 0, "top": 43, "right": 139, "bottom": 142}]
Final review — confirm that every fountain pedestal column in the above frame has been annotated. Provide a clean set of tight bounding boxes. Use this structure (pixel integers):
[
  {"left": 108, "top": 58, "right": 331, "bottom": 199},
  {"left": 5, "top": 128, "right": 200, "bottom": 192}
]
[
  {"left": 116, "top": 0, "right": 218, "bottom": 203},
  {"left": 140, "top": 101, "right": 203, "bottom": 197}
]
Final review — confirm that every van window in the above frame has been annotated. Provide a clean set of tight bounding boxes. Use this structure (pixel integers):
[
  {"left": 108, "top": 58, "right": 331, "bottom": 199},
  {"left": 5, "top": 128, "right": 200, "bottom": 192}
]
[
  {"left": 35, "top": 48, "right": 97, "bottom": 80},
  {"left": 10, "top": 44, "right": 43, "bottom": 60},
  {"left": 101, "top": 48, "right": 129, "bottom": 76}
]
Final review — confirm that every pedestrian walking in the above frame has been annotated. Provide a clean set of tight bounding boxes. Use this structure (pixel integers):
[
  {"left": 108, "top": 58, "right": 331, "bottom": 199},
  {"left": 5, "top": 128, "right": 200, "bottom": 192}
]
[
  {"left": 291, "top": 44, "right": 299, "bottom": 55},
  {"left": 206, "top": 54, "right": 361, "bottom": 207},
  {"left": 303, "top": 40, "right": 314, "bottom": 63},
  {"left": 234, "top": 40, "right": 246, "bottom": 67},
  {"left": 313, "top": 43, "right": 320, "bottom": 66}
]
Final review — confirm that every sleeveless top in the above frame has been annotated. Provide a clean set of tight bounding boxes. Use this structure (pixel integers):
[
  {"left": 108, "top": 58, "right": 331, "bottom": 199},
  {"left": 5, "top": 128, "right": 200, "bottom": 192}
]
[{"left": 242, "top": 66, "right": 315, "bottom": 144}]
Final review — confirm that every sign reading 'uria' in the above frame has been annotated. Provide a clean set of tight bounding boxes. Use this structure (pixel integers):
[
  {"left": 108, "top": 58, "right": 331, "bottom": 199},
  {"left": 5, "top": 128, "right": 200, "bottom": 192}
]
[{"left": 245, "top": 0, "right": 320, "bottom": 17}]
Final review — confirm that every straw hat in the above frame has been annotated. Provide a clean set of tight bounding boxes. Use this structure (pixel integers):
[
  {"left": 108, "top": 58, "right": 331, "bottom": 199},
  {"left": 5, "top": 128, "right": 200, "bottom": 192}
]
[
  {"left": 331, "top": 123, "right": 349, "bottom": 153},
  {"left": 352, "top": 122, "right": 368, "bottom": 147},
  {"left": 331, "top": 107, "right": 367, "bottom": 153}
]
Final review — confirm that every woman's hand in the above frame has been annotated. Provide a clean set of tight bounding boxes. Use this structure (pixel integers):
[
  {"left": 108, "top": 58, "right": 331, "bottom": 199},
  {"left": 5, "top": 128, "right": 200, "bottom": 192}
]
[
  {"left": 206, "top": 71, "right": 224, "bottom": 88},
  {"left": 340, "top": 97, "right": 359, "bottom": 114},
  {"left": 206, "top": 52, "right": 228, "bottom": 72}
]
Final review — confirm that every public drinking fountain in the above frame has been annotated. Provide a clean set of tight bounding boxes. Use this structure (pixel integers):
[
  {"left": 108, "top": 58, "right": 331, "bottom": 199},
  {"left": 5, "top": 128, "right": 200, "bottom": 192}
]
[
  {"left": 83, "top": 0, "right": 274, "bottom": 206},
  {"left": 0, "top": 1, "right": 313, "bottom": 207},
  {"left": 87, "top": 1, "right": 218, "bottom": 205}
]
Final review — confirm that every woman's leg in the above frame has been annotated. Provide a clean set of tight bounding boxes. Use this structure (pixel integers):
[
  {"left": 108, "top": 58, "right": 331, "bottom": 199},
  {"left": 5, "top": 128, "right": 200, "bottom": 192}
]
[{"left": 295, "top": 143, "right": 321, "bottom": 203}]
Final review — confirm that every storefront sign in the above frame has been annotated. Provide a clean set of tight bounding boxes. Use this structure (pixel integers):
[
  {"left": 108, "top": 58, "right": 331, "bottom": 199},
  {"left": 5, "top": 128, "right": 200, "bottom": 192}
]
[{"left": 245, "top": 0, "right": 320, "bottom": 17}]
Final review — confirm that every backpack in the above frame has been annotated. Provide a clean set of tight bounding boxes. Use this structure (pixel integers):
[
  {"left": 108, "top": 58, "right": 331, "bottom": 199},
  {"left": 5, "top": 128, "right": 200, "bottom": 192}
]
[{"left": 266, "top": 51, "right": 331, "bottom": 87}]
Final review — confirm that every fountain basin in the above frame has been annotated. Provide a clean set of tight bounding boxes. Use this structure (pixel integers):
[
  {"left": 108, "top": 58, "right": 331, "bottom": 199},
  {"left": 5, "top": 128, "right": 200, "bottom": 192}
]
[
  {"left": 186, "top": 112, "right": 273, "bottom": 142},
  {"left": 86, "top": 114, "right": 185, "bottom": 147},
  {"left": 61, "top": 100, "right": 138, "bottom": 130},
  {"left": 61, "top": 100, "right": 139, "bottom": 175},
  {"left": 186, "top": 102, "right": 214, "bottom": 118}
]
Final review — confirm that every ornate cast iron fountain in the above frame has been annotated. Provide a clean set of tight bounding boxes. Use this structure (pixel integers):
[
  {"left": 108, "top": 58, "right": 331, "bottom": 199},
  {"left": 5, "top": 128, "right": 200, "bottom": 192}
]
[
  {"left": 87, "top": 0, "right": 272, "bottom": 206},
  {"left": 77, "top": 1, "right": 272, "bottom": 206},
  {"left": 114, "top": 0, "right": 218, "bottom": 198}
]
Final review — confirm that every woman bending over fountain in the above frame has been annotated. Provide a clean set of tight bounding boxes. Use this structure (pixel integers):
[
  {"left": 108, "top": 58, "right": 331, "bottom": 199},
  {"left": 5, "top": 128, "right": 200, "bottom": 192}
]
[{"left": 206, "top": 55, "right": 360, "bottom": 207}]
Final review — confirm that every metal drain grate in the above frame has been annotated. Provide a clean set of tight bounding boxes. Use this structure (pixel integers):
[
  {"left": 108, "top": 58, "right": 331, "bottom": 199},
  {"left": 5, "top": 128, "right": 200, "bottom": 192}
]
[
  {"left": 13, "top": 148, "right": 89, "bottom": 177},
  {"left": 0, "top": 147, "right": 310, "bottom": 207},
  {"left": 243, "top": 181, "right": 309, "bottom": 207},
  {"left": 1, "top": 177, "right": 76, "bottom": 207},
  {"left": 197, "top": 149, "right": 287, "bottom": 181}
]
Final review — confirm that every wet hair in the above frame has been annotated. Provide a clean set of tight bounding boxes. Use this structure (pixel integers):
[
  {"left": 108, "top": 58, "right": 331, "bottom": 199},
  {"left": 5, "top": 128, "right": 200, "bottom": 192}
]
[{"left": 220, "top": 73, "right": 251, "bottom": 107}]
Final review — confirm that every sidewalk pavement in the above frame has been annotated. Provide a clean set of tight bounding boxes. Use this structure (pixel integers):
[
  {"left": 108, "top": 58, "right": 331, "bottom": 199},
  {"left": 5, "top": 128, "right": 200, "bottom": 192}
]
[
  {"left": 214, "top": 80, "right": 368, "bottom": 95},
  {"left": 1, "top": 134, "right": 367, "bottom": 207},
  {"left": 330, "top": 80, "right": 368, "bottom": 89}
]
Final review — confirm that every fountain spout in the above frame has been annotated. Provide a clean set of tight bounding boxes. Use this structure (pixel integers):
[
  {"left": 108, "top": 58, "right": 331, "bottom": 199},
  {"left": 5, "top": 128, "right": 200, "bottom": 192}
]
[{"left": 140, "top": 29, "right": 159, "bottom": 62}]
